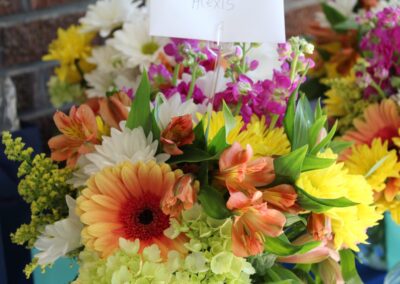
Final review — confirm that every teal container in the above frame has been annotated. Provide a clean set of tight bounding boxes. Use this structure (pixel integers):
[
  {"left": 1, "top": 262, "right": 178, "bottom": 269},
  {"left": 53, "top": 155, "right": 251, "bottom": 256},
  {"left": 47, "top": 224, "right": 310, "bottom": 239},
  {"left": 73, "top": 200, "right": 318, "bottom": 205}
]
[
  {"left": 386, "top": 213, "right": 400, "bottom": 269},
  {"left": 32, "top": 250, "right": 78, "bottom": 284}
]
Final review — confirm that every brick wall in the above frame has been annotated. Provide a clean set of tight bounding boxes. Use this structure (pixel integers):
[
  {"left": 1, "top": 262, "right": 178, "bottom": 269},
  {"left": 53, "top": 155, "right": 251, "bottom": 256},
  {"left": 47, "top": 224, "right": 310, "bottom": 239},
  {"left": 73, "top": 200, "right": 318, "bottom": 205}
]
[{"left": 0, "top": 0, "right": 96, "bottom": 142}]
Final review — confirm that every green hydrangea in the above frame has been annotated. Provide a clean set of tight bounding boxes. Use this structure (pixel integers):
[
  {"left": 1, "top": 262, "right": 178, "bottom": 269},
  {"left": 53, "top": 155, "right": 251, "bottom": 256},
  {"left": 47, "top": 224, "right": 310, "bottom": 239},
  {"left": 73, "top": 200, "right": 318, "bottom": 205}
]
[
  {"left": 74, "top": 205, "right": 254, "bottom": 284},
  {"left": 47, "top": 76, "right": 84, "bottom": 107}
]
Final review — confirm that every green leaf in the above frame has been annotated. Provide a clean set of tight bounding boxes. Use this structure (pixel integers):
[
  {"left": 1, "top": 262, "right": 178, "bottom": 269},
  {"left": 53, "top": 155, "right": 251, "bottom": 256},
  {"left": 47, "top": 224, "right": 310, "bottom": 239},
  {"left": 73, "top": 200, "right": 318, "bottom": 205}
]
[
  {"left": 249, "top": 253, "right": 278, "bottom": 276},
  {"left": 198, "top": 185, "right": 232, "bottom": 219},
  {"left": 365, "top": 154, "right": 390, "bottom": 178},
  {"left": 284, "top": 91, "right": 296, "bottom": 143},
  {"left": 302, "top": 155, "right": 336, "bottom": 172},
  {"left": 126, "top": 71, "right": 152, "bottom": 133},
  {"left": 292, "top": 95, "right": 314, "bottom": 150},
  {"left": 329, "top": 140, "right": 353, "bottom": 154},
  {"left": 193, "top": 118, "right": 207, "bottom": 149},
  {"left": 314, "top": 98, "right": 324, "bottom": 120},
  {"left": 308, "top": 115, "right": 327, "bottom": 149},
  {"left": 271, "top": 265, "right": 304, "bottom": 284},
  {"left": 151, "top": 110, "right": 161, "bottom": 142},
  {"left": 322, "top": 3, "right": 347, "bottom": 27},
  {"left": 208, "top": 127, "right": 228, "bottom": 155},
  {"left": 310, "top": 121, "right": 337, "bottom": 155},
  {"left": 296, "top": 186, "right": 358, "bottom": 213},
  {"left": 339, "top": 250, "right": 363, "bottom": 284},
  {"left": 222, "top": 101, "right": 237, "bottom": 141},
  {"left": 264, "top": 235, "right": 320, "bottom": 257},
  {"left": 274, "top": 145, "right": 308, "bottom": 183},
  {"left": 334, "top": 19, "right": 359, "bottom": 31},
  {"left": 284, "top": 214, "right": 307, "bottom": 227},
  {"left": 168, "top": 146, "right": 215, "bottom": 164}
]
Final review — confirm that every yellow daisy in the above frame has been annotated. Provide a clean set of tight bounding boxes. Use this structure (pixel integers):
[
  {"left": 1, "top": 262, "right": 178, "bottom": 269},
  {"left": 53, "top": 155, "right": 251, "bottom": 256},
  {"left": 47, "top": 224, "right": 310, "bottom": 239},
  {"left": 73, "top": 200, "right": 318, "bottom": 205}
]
[
  {"left": 204, "top": 112, "right": 290, "bottom": 158},
  {"left": 344, "top": 139, "right": 400, "bottom": 192},
  {"left": 296, "top": 150, "right": 382, "bottom": 251},
  {"left": 43, "top": 25, "right": 95, "bottom": 83}
]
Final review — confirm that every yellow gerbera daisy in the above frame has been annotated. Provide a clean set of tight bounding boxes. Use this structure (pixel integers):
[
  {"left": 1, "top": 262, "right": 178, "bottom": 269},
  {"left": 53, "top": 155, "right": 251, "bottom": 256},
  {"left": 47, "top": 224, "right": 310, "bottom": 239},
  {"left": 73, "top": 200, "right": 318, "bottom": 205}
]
[
  {"left": 344, "top": 139, "right": 400, "bottom": 192},
  {"left": 296, "top": 150, "right": 382, "bottom": 251},
  {"left": 204, "top": 112, "right": 290, "bottom": 157}
]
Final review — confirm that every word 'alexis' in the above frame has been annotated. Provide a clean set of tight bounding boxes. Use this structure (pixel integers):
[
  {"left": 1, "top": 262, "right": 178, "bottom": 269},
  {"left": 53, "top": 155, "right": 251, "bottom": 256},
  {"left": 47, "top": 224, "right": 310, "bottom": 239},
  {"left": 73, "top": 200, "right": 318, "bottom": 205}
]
[{"left": 192, "top": 0, "right": 235, "bottom": 11}]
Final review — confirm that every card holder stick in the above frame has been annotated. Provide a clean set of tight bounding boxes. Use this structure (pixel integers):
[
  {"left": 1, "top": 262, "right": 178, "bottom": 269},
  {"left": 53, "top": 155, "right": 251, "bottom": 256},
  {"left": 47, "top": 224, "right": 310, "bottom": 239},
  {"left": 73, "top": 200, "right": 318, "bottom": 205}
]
[{"left": 204, "top": 22, "right": 235, "bottom": 139}]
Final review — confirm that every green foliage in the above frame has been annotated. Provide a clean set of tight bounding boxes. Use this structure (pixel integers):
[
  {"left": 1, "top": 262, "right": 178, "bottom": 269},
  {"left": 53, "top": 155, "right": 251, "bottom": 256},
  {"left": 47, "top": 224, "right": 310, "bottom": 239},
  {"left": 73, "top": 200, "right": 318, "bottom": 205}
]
[
  {"left": 222, "top": 101, "right": 237, "bottom": 140},
  {"left": 339, "top": 250, "right": 363, "bottom": 284},
  {"left": 198, "top": 185, "right": 232, "bottom": 219},
  {"left": 126, "top": 71, "right": 152, "bottom": 134},
  {"left": 296, "top": 186, "right": 358, "bottom": 213},
  {"left": 264, "top": 235, "right": 320, "bottom": 257},
  {"left": 2, "top": 132, "right": 76, "bottom": 248},
  {"left": 274, "top": 146, "right": 308, "bottom": 183},
  {"left": 322, "top": 3, "right": 348, "bottom": 29}
]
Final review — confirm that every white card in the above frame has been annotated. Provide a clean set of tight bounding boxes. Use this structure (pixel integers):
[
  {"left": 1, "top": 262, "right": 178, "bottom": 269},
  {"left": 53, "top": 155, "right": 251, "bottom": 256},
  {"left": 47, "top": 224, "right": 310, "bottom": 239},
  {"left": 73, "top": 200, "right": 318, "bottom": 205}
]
[{"left": 149, "top": 0, "right": 286, "bottom": 43}]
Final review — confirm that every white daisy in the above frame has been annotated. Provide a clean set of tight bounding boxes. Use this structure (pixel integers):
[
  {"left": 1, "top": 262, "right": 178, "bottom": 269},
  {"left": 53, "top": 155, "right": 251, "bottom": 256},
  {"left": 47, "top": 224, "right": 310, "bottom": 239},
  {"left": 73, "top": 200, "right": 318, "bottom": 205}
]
[
  {"left": 34, "top": 196, "right": 83, "bottom": 266},
  {"left": 69, "top": 123, "right": 169, "bottom": 187},
  {"left": 154, "top": 93, "right": 204, "bottom": 131},
  {"left": 85, "top": 68, "right": 138, "bottom": 98},
  {"left": 87, "top": 45, "right": 127, "bottom": 72},
  {"left": 79, "top": 0, "right": 141, "bottom": 37},
  {"left": 107, "top": 12, "right": 166, "bottom": 70}
]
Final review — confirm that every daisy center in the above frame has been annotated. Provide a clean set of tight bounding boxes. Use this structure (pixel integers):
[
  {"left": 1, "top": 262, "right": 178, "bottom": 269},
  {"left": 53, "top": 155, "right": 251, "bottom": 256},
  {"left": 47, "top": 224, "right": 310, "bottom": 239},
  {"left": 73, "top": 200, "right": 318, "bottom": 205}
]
[
  {"left": 120, "top": 194, "right": 170, "bottom": 241},
  {"left": 138, "top": 208, "right": 153, "bottom": 225},
  {"left": 141, "top": 41, "right": 159, "bottom": 55}
]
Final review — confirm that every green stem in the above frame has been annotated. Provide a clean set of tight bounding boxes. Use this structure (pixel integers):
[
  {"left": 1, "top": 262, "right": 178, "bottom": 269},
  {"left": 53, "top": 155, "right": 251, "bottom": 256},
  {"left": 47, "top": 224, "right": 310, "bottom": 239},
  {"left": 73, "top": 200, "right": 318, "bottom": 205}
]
[
  {"left": 370, "top": 80, "right": 386, "bottom": 99},
  {"left": 234, "top": 101, "right": 243, "bottom": 116},
  {"left": 240, "top": 43, "right": 248, "bottom": 74},
  {"left": 172, "top": 64, "right": 181, "bottom": 86},
  {"left": 290, "top": 54, "right": 299, "bottom": 82},
  {"left": 187, "top": 65, "right": 198, "bottom": 100}
]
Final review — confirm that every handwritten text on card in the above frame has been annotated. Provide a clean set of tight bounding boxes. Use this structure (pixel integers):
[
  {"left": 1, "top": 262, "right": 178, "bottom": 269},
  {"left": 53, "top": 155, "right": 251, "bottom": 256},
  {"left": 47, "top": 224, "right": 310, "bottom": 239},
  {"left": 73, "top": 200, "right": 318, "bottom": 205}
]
[{"left": 150, "top": 0, "right": 285, "bottom": 43}]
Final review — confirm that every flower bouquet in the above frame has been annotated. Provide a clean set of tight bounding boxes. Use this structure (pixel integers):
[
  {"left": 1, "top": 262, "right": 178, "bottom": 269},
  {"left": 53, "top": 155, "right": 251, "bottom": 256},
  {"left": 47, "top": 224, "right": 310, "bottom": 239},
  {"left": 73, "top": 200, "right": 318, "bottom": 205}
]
[
  {"left": 312, "top": 2, "right": 400, "bottom": 270},
  {"left": 0, "top": 0, "right": 389, "bottom": 283},
  {"left": 303, "top": 0, "right": 399, "bottom": 99}
]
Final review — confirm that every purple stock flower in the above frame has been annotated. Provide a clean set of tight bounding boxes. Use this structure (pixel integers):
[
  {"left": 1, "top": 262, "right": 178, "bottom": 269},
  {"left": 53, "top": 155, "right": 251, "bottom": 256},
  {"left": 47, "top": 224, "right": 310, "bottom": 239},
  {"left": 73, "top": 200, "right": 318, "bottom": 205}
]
[
  {"left": 164, "top": 38, "right": 200, "bottom": 63},
  {"left": 148, "top": 64, "right": 173, "bottom": 90},
  {"left": 164, "top": 81, "right": 207, "bottom": 104},
  {"left": 359, "top": 7, "right": 400, "bottom": 97}
]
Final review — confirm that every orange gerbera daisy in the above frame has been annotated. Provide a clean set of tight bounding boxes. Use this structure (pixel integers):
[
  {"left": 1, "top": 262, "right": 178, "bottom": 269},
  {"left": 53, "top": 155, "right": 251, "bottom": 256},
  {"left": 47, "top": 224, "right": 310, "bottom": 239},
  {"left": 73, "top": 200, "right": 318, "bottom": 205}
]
[
  {"left": 76, "top": 161, "right": 188, "bottom": 258},
  {"left": 343, "top": 100, "right": 400, "bottom": 147}
]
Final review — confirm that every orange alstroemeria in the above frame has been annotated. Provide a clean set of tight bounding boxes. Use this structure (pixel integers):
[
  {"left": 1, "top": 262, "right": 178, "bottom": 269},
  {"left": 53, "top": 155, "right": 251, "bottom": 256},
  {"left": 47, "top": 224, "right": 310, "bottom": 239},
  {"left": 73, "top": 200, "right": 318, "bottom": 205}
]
[
  {"left": 262, "top": 184, "right": 300, "bottom": 213},
  {"left": 87, "top": 91, "right": 131, "bottom": 130},
  {"left": 361, "top": 0, "right": 379, "bottom": 10},
  {"left": 161, "top": 115, "right": 195, "bottom": 155},
  {"left": 161, "top": 174, "right": 199, "bottom": 217},
  {"left": 48, "top": 104, "right": 100, "bottom": 167},
  {"left": 307, "top": 213, "right": 332, "bottom": 241},
  {"left": 232, "top": 202, "right": 286, "bottom": 257},
  {"left": 99, "top": 91, "right": 131, "bottom": 130},
  {"left": 216, "top": 142, "right": 275, "bottom": 189}
]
